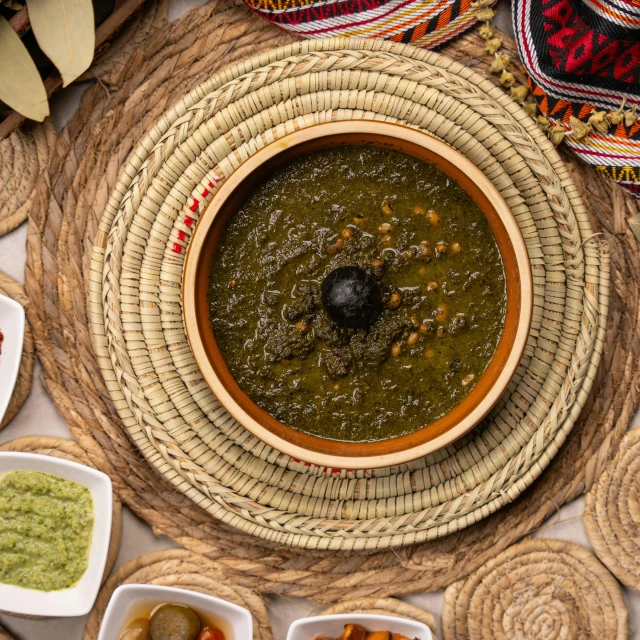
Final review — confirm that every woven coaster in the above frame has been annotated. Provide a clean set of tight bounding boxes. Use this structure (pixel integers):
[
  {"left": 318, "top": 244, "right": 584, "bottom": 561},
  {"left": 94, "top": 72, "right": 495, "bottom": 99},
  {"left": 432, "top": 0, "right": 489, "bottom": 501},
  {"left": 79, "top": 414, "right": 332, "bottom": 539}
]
[
  {"left": 23, "top": 0, "right": 639, "bottom": 594},
  {"left": 0, "top": 120, "right": 56, "bottom": 237},
  {"left": 441, "top": 538, "right": 629, "bottom": 640},
  {"left": 321, "top": 598, "right": 438, "bottom": 639},
  {"left": 0, "top": 273, "right": 34, "bottom": 430},
  {"left": 583, "top": 428, "right": 640, "bottom": 589},
  {"left": 83, "top": 549, "right": 273, "bottom": 640},
  {"left": 0, "top": 437, "right": 122, "bottom": 621}
]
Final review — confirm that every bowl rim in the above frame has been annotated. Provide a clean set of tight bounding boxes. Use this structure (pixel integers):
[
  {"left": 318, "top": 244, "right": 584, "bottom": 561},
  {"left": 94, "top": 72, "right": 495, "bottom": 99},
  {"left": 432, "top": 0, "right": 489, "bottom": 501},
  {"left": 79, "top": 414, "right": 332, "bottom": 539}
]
[
  {"left": 97, "top": 583, "right": 254, "bottom": 640},
  {"left": 286, "top": 613, "right": 433, "bottom": 640},
  {"left": 183, "top": 120, "right": 533, "bottom": 469},
  {"left": 0, "top": 293, "right": 25, "bottom": 425},
  {"left": 0, "top": 451, "right": 112, "bottom": 617}
]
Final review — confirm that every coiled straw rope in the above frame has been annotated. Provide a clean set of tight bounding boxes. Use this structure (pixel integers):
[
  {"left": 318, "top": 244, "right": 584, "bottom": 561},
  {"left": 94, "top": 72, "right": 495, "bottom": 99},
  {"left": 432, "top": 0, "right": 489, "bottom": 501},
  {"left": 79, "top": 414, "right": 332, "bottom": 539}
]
[
  {"left": 584, "top": 428, "right": 640, "bottom": 589},
  {"left": 442, "top": 538, "right": 629, "bottom": 640},
  {"left": 0, "top": 120, "right": 55, "bottom": 237}
]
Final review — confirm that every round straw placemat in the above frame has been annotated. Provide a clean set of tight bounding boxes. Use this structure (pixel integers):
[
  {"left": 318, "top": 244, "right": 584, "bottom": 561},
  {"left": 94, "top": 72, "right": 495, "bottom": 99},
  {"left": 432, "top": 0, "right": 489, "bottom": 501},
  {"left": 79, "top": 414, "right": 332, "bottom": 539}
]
[
  {"left": 83, "top": 549, "right": 272, "bottom": 640},
  {"left": 0, "top": 273, "right": 34, "bottom": 429},
  {"left": 24, "top": 0, "right": 639, "bottom": 593},
  {"left": 0, "top": 120, "right": 56, "bottom": 237},
  {"left": 0, "top": 437, "right": 122, "bottom": 592},
  {"left": 89, "top": 34, "right": 608, "bottom": 550},
  {"left": 583, "top": 428, "right": 640, "bottom": 589},
  {"left": 321, "top": 598, "right": 438, "bottom": 639},
  {"left": 441, "top": 538, "right": 629, "bottom": 640}
]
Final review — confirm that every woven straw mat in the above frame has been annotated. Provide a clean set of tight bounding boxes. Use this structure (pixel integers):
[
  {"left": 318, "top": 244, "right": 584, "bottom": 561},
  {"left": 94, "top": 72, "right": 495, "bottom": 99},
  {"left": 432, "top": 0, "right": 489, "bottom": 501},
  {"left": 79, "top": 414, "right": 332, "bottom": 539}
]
[
  {"left": 584, "top": 427, "right": 640, "bottom": 590},
  {"left": 88, "top": 34, "right": 608, "bottom": 551},
  {"left": 24, "top": 0, "right": 639, "bottom": 594},
  {"left": 442, "top": 538, "right": 629, "bottom": 639},
  {"left": 0, "top": 120, "right": 56, "bottom": 237},
  {"left": 0, "top": 272, "right": 34, "bottom": 429}
]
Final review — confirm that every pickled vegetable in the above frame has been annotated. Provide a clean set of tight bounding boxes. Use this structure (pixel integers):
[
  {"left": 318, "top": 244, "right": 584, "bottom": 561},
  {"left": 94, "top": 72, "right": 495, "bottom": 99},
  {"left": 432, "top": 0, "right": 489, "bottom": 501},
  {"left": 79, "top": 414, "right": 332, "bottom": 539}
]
[
  {"left": 197, "top": 628, "right": 225, "bottom": 640},
  {"left": 149, "top": 604, "right": 201, "bottom": 640}
]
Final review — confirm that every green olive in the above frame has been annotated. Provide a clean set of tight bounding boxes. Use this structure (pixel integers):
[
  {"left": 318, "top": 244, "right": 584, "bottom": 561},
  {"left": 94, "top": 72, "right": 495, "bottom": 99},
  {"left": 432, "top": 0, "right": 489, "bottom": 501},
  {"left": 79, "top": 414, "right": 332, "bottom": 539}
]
[{"left": 149, "top": 604, "right": 201, "bottom": 640}]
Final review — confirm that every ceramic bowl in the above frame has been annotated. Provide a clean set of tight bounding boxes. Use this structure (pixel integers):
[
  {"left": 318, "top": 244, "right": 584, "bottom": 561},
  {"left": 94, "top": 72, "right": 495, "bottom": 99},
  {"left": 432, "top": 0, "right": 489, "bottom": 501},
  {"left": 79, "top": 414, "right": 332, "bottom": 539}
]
[
  {"left": 0, "top": 293, "right": 25, "bottom": 424},
  {"left": 0, "top": 452, "right": 112, "bottom": 617},
  {"left": 183, "top": 120, "right": 533, "bottom": 469},
  {"left": 286, "top": 613, "right": 433, "bottom": 640},
  {"left": 97, "top": 584, "right": 253, "bottom": 640}
]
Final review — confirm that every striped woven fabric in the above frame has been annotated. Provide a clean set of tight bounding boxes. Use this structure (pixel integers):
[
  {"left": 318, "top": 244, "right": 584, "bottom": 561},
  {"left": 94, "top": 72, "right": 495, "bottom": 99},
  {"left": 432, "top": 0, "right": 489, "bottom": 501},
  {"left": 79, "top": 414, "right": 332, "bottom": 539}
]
[
  {"left": 243, "top": 0, "right": 481, "bottom": 48},
  {"left": 513, "top": 0, "right": 640, "bottom": 195}
]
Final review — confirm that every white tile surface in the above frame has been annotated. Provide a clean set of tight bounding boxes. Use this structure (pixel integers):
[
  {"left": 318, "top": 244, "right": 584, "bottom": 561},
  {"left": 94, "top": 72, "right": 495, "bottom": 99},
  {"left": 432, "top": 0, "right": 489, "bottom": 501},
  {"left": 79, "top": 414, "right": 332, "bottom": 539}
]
[{"left": 1, "top": 0, "right": 638, "bottom": 637}]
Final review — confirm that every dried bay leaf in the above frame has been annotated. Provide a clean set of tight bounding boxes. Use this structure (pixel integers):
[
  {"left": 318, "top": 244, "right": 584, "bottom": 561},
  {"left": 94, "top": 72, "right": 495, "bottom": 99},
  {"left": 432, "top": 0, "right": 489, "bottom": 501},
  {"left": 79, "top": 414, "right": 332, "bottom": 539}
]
[
  {"left": 28, "top": 0, "right": 94, "bottom": 86},
  {"left": 0, "top": 15, "right": 49, "bottom": 121}
]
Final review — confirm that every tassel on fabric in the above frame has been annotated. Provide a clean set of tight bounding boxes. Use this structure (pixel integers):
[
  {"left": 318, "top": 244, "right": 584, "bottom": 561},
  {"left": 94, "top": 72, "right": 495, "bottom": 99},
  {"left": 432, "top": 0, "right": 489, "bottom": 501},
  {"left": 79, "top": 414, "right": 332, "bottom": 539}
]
[
  {"left": 489, "top": 53, "right": 510, "bottom": 74},
  {"left": 588, "top": 111, "right": 610, "bottom": 134},
  {"left": 478, "top": 23, "right": 494, "bottom": 39},
  {"left": 537, "top": 115, "right": 550, "bottom": 132},
  {"left": 624, "top": 106, "right": 637, "bottom": 127},
  {"left": 610, "top": 99, "right": 626, "bottom": 125},
  {"left": 569, "top": 116, "right": 590, "bottom": 140},
  {"left": 549, "top": 123, "right": 565, "bottom": 146},
  {"left": 510, "top": 85, "right": 528, "bottom": 104},
  {"left": 500, "top": 70, "right": 515, "bottom": 88},
  {"left": 485, "top": 37, "right": 502, "bottom": 54},
  {"left": 476, "top": 7, "right": 495, "bottom": 21}
]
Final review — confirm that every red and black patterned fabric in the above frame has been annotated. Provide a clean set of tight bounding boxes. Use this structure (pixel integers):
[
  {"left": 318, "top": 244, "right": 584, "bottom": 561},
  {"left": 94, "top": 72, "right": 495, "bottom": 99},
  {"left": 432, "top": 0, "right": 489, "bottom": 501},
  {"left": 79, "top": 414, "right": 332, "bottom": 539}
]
[
  {"left": 243, "top": 0, "right": 481, "bottom": 49},
  {"left": 513, "top": 0, "right": 640, "bottom": 195}
]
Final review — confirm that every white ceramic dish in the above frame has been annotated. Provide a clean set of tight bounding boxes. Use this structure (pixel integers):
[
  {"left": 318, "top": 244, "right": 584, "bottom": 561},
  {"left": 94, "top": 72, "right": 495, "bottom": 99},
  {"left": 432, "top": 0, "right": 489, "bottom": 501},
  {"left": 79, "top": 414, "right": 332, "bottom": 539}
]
[
  {"left": 286, "top": 613, "right": 433, "bottom": 640},
  {"left": 0, "top": 452, "right": 112, "bottom": 617},
  {"left": 97, "top": 584, "right": 253, "bottom": 640},
  {"left": 0, "top": 293, "right": 25, "bottom": 424}
]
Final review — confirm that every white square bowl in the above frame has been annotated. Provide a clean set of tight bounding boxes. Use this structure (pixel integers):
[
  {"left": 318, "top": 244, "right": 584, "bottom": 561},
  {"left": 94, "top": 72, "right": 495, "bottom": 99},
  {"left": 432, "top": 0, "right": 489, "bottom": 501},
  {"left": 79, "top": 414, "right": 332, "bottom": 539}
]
[
  {"left": 0, "top": 452, "right": 113, "bottom": 617},
  {"left": 0, "top": 293, "right": 25, "bottom": 424},
  {"left": 97, "top": 584, "right": 253, "bottom": 640},
  {"left": 287, "top": 613, "right": 433, "bottom": 640}
]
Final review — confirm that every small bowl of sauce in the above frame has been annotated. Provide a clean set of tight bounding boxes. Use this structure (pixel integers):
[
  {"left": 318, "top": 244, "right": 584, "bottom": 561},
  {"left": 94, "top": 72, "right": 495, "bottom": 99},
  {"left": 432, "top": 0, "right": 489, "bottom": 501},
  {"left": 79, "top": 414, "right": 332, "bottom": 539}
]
[
  {"left": 98, "top": 584, "right": 252, "bottom": 640},
  {"left": 0, "top": 452, "right": 113, "bottom": 617}
]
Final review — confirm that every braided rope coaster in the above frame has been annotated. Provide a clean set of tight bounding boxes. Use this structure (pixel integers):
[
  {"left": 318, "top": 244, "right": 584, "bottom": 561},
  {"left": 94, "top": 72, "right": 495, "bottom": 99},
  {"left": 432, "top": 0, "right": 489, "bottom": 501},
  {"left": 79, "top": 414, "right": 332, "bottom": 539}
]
[
  {"left": 23, "top": 0, "right": 640, "bottom": 594},
  {"left": 0, "top": 437, "right": 122, "bottom": 622},
  {"left": 0, "top": 273, "right": 34, "bottom": 429},
  {"left": 0, "top": 121, "right": 56, "bottom": 237},
  {"left": 89, "top": 35, "right": 608, "bottom": 550},
  {"left": 441, "top": 538, "right": 629, "bottom": 640},
  {"left": 583, "top": 428, "right": 640, "bottom": 589}
]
